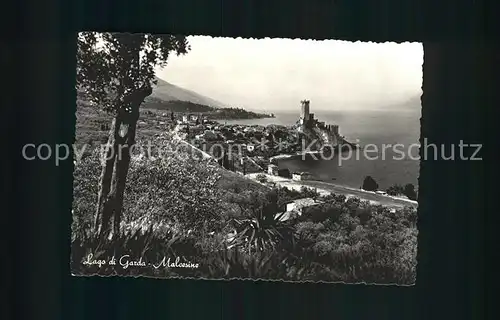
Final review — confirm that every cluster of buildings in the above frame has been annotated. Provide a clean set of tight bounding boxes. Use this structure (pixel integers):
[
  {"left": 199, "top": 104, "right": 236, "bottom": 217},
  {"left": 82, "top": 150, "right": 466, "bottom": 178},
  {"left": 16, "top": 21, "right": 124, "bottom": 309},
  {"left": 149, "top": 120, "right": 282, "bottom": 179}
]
[
  {"left": 172, "top": 100, "right": 346, "bottom": 182},
  {"left": 174, "top": 115, "right": 298, "bottom": 173},
  {"left": 179, "top": 113, "right": 206, "bottom": 125},
  {"left": 176, "top": 117, "right": 300, "bottom": 157},
  {"left": 267, "top": 164, "right": 313, "bottom": 181},
  {"left": 178, "top": 122, "right": 267, "bottom": 145}
]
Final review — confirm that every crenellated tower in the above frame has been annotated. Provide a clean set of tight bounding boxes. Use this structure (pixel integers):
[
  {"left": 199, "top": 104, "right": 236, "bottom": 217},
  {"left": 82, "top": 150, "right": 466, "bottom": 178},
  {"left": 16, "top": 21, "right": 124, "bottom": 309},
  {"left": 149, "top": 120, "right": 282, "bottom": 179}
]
[
  {"left": 299, "top": 100, "right": 311, "bottom": 130},
  {"left": 300, "top": 100, "right": 310, "bottom": 120}
]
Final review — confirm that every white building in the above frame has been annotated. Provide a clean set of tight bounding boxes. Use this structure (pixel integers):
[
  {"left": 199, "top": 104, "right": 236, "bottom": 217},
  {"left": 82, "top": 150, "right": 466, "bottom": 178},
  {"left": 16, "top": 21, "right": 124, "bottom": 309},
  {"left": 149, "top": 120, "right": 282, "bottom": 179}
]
[
  {"left": 285, "top": 198, "right": 323, "bottom": 216},
  {"left": 292, "top": 172, "right": 312, "bottom": 181},
  {"left": 267, "top": 164, "right": 279, "bottom": 175}
]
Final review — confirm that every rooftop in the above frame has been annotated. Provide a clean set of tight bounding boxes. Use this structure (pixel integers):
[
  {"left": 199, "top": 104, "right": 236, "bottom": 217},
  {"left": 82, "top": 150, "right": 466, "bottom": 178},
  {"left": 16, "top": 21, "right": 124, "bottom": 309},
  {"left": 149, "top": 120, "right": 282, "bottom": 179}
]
[
  {"left": 287, "top": 197, "right": 321, "bottom": 208},
  {"left": 292, "top": 171, "right": 312, "bottom": 176}
]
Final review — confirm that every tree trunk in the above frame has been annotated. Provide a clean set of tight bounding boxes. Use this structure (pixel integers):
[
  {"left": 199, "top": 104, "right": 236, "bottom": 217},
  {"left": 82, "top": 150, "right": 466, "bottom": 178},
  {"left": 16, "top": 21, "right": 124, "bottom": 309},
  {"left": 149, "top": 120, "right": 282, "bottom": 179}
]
[
  {"left": 94, "top": 88, "right": 151, "bottom": 240},
  {"left": 93, "top": 116, "right": 121, "bottom": 236},
  {"left": 111, "top": 107, "right": 140, "bottom": 237}
]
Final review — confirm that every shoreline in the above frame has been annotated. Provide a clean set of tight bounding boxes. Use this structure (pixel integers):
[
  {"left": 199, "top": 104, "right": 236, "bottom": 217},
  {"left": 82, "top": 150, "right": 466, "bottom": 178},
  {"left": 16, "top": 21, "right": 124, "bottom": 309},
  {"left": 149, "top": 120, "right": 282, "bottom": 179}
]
[
  {"left": 170, "top": 126, "right": 416, "bottom": 209},
  {"left": 245, "top": 173, "right": 418, "bottom": 209},
  {"left": 269, "top": 151, "right": 320, "bottom": 164},
  {"left": 214, "top": 115, "right": 275, "bottom": 122}
]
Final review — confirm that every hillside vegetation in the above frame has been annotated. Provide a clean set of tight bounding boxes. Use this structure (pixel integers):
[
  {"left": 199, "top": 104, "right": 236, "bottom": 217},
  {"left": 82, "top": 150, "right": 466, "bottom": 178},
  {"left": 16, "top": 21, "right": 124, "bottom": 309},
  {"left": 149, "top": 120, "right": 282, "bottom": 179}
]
[
  {"left": 72, "top": 95, "right": 418, "bottom": 284},
  {"left": 72, "top": 144, "right": 418, "bottom": 283}
]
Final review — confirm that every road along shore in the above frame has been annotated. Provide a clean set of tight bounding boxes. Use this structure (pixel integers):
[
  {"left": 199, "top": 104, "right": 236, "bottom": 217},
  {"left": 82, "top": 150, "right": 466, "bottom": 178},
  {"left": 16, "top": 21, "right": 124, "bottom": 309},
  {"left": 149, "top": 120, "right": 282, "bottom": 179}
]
[{"left": 245, "top": 173, "right": 418, "bottom": 210}]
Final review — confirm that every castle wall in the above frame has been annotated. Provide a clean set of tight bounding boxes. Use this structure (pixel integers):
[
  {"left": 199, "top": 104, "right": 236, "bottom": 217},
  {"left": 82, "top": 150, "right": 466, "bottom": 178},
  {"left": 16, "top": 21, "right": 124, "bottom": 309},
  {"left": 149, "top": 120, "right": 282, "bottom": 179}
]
[
  {"left": 326, "top": 124, "right": 339, "bottom": 135},
  {"left": 298, "top": 101, "right": 340, "bottom": 142}
]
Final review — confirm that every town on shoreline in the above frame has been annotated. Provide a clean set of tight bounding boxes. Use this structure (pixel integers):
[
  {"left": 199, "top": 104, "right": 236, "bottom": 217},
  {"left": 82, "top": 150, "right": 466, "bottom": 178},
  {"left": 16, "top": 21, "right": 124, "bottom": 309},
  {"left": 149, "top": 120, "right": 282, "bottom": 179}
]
[
  {"left": 153, "top": 100, "right": 416, "bottom": 206},
  {"left": 169, "top": 100, "right": 356, "bottom": 174}
]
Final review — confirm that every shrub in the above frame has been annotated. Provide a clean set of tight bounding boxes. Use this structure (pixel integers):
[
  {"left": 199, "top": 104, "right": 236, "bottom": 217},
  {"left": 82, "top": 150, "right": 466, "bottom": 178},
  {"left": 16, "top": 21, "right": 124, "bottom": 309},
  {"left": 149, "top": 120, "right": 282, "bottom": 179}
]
[
  {"left": 301, "top": 202, "right": 343, "bottom": 223},
  {"left": 403, "top": 183, "right": 418, "bottom": 201},
  {"left": 362, "top": 176, "right": 379, "bottom": 191},
  {"left": 386, "top": 184, "right": 404, "bottom": 196},
  {"left": 295, "top": 221, "right": 326, "bottom": 244},
  {"left": 256, "top": 173, "right": 267, "bottom": 183},
  {"left": 276, "top": 186, "right": 302, "bottom": 207},
  {"left": 334, "top": 193, "right": 347, "bottom": 203},
  {"left": 299, "top": 186, "right": 320, "bottom": 199}
]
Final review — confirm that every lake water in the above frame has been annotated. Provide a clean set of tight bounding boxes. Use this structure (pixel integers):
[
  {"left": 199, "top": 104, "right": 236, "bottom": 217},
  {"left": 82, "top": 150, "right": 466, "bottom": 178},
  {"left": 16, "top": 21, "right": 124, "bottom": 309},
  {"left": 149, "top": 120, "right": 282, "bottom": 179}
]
[{"left": 222, "top": 108, "right": 421, "bottom": 190}]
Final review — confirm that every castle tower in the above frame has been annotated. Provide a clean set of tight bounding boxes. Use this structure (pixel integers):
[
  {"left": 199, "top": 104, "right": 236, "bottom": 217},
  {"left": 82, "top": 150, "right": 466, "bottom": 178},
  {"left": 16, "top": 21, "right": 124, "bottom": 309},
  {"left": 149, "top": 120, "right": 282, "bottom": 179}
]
[
  {"left": 299, "top": 100, "right": 311, "bottom": 131},
  {"left": 300, "top": 100, "right": 310, "bottom": 121}
]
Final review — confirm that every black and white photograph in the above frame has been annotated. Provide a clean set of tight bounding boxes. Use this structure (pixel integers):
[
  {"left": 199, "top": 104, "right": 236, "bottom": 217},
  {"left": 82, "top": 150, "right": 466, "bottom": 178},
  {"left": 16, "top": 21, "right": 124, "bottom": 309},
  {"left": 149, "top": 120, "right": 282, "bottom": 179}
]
[{"left": 69, "top": 33, "right": 422, "bottom": 284}]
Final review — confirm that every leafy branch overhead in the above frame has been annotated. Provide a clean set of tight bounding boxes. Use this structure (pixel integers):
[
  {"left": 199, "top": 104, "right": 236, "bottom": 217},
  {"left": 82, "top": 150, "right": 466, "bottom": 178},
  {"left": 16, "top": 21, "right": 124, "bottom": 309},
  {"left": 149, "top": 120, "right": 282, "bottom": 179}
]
[{"left": 76, "top": 32, "right": 190, "bottom": 114}]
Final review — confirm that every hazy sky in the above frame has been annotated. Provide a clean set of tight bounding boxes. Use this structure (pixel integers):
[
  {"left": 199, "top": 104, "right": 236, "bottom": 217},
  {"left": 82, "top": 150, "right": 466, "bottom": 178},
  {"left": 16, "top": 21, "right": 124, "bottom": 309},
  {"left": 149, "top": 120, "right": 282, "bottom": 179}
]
[{"left": 156, "top": 36, "right": 423, "bottom": 112}]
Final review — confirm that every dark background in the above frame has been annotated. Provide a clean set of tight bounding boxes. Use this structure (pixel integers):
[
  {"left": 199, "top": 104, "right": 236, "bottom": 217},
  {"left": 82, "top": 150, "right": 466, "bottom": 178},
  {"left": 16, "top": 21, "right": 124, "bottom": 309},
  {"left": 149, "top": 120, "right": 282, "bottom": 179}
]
[{"left": 5, "top": 0, "right": 494, "bottom": 319}]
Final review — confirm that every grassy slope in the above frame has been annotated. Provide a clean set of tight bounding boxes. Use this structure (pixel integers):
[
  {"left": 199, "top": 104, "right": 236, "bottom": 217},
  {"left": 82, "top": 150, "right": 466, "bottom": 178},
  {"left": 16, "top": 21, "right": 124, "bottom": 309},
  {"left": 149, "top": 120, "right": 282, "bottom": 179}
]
[{"left": 216, "top": 169, "right": 269, "bottom": 192}]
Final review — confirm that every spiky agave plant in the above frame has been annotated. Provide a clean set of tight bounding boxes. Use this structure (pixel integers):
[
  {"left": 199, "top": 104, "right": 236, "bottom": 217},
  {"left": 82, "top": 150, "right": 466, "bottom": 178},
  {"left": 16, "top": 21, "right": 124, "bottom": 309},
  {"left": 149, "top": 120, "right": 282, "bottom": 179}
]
[{"left": 229, "top": 195, "right": 296, "bottom": 254}]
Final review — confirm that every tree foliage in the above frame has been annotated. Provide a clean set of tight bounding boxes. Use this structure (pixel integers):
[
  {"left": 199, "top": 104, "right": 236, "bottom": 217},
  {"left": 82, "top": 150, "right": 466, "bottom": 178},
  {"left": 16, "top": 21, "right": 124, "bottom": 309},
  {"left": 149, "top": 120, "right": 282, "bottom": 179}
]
[
  {"left": 362, "top": 175, "right": 379, "bottom": 191},
  {"left": 76, "top": 32, "right": 189, "bottom": 113},
  {"left": 403, "top": 183, "right": 418, "bottom": 201},
  {"left": 386, "top": 183, "right": 404, "bottom": 196},
  {"left": 386, "top": 183, "right": 418, "bottom": 201}
]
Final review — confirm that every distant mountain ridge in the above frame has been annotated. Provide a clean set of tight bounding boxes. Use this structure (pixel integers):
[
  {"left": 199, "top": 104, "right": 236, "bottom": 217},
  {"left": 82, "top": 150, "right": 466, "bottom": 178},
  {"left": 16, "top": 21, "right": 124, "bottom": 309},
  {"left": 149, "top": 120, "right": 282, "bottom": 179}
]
[
  {"left": 151, "top": 76, "right": 228, "bottom": 108},
  {"left": 398, "top": 94, "right": 422, "bottom": 109},
  {"left": 145, "top": 76, "right": 273, "bottom": 120}
]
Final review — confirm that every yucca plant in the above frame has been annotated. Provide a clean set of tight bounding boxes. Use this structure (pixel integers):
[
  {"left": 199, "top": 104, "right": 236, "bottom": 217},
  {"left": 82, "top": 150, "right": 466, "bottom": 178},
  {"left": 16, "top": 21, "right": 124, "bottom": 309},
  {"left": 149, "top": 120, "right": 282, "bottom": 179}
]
[{"left": 229, "top": 195, "right": 296, "bottom": 254}]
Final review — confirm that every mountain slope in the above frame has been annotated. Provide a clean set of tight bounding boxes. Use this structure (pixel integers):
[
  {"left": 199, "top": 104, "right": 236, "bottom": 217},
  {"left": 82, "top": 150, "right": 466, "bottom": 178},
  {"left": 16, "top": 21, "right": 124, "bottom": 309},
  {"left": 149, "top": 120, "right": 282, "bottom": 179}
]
[{"left": 151, "top": 76, "right": 228, "bottom": 108}]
